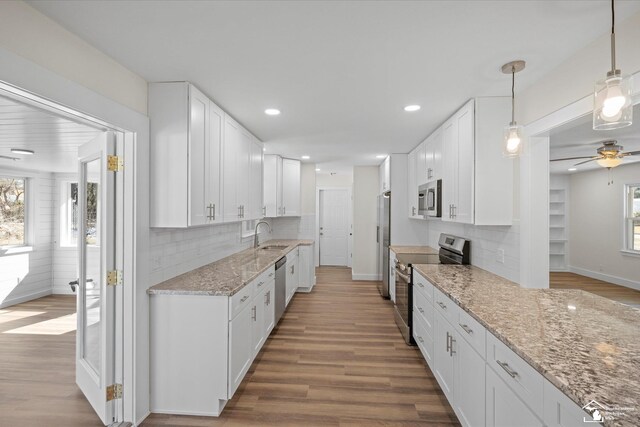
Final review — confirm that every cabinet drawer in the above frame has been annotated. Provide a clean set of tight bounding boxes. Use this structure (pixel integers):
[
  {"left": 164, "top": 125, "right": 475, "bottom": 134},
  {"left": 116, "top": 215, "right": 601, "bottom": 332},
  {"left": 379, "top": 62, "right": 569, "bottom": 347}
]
[
  {"left": 413, "top": 271, "right": 433, "bottom": 304},
  {"left": 229, "top": 281, "right": 255, "bottom": 320},
  {"left": 412, "top": 310, "right": 434, "bottom": 366},
  {"left": 486, "top": 332, "right": 544, "bottom": 415},
  {"left": 455, "top": 307, "right": 486, "bottom": 357},
  {"left": 252, "top": 267, "right": 275, "bottom": 296},
  {"left": 413, "top": 286, "right": 434, "bottom": 334},
  {"left": 433, "top": 286, "right": 457, "bottom": 325}
]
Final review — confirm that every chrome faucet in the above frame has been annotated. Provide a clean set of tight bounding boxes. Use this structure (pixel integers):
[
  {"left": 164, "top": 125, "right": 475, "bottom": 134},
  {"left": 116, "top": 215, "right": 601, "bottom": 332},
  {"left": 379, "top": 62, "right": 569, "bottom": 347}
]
[{"left": 254, "top": 221, "right": 272, "bottom": 248}]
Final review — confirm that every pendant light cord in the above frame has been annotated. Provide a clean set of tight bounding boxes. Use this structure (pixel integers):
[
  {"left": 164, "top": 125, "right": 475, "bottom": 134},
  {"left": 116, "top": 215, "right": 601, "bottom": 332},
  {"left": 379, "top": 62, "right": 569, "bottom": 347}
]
[
  {"left": 511, "top": 66, "right": 516, "bottom": 124},
  {"left": 610, "top": 0, "right": 616, "bottom": 73}
]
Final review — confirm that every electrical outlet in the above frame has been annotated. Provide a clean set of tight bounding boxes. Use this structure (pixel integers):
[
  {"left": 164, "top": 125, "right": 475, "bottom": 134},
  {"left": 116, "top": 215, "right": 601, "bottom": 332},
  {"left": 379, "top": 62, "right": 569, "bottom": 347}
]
[
  {"left": 152, "top": 256, "right": 162, "bottom": 270},
  {"left": 496, "top": 249, "right": 505, "bottom": 264}
]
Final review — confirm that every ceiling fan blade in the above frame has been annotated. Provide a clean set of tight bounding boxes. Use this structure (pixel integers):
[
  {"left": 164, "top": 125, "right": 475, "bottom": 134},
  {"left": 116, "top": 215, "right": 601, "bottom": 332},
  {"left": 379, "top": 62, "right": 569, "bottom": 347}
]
[
  {"left": 574, "top": 158, "right": 599, "bottom": 166},
  {"left": 622, "top": 151, "right": 640, "bottom": 156},
  {"left": 550, "top": 156, "right": 597, "bottom": 162}
]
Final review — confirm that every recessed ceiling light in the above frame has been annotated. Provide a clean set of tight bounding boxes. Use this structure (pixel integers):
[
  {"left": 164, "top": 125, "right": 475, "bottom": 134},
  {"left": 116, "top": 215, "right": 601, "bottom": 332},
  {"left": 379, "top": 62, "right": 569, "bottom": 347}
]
[
  {"left": 11, "top": 148, "right": 34, "bottom": 155},
  {"left": 568, "top": 167, "right": 577, "bottom": 171},
  {"left": 404, "top": 105, "right": 421, "bottom": 112},
  {"left": 265, "top": 108, "right": 280, "bottom": 116},
  {"left": 315, "top": 168, "right": 321, "bottom": 172},
  {"left": 376, "top": 154, "right": 387, "bottom": 159},
  {"left": 301, "top": 155, "right": 310, "bottom": 160}
]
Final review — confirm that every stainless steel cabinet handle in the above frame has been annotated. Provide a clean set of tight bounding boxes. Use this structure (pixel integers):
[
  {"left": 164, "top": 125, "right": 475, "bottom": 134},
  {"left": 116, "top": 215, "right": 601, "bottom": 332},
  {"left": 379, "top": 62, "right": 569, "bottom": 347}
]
[
  {"left": 238, "top": 206, "right": 241, "bottom": 218},
  {"left": 212, "top": 204, "right": 215, "bottom": 220},
  {"left": 449, "top": 336, "right": 456, "bottom": 356},
  {"left": 446, "top": 332, "right": 451, "bottom": 352},
  {"left": 496, "top": 360, "right": 518, "bottom": 378},
  {"left": 240, "top": 295, "right": 249, "bottom": 303},
  {"left": 257, "top": 281, "right": 264, "bottom": 287},
  {"left": 437, "top": 301, "right": 447, "bottom": 310},
  {"left": 265, "top": 292, "right": 269, "bottom": 305},
  {"left": 459, "top": 323, "right": 473, "bottom": 335},
  {"left": 268, "top": 272, "right": 274, "bottom": 277},
  {"left": 251, "top": 306, "right": 256, "bottom": 321},
  {"left": 283, "top": 206, "right": 286, "bottom": 215}
]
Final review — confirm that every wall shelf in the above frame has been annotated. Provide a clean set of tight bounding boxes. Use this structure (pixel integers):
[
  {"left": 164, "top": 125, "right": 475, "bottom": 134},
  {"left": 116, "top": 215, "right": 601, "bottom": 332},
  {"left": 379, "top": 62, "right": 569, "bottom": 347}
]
[{"left": 549, "top": 188, "right": 568, "bottom": 272}]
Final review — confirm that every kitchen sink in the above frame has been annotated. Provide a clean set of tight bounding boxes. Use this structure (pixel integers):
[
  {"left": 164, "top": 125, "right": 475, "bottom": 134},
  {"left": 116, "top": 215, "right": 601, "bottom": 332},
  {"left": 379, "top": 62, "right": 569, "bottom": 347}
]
[{"left": 259, "top": 245, "right": 289, "bottom": 251}]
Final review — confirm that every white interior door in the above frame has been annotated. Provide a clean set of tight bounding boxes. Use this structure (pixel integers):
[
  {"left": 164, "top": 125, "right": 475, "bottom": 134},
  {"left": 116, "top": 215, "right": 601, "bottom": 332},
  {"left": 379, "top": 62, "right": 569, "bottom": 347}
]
[
  {"left": 76, "top": 131, "right": 120, "bottom": 425},
  {"left": 319, "top": 189, "right": 350, "bottom": 266}
]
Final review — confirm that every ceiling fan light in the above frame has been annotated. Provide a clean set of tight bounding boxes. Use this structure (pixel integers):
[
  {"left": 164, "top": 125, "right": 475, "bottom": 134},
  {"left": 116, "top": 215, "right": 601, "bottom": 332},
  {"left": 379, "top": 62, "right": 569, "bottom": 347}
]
[
  {"left": 594, "top": 74, "right": 632, "bottom": 130},
  {"left": 596, "top": 157, "right": 623, "bottom": 168}
]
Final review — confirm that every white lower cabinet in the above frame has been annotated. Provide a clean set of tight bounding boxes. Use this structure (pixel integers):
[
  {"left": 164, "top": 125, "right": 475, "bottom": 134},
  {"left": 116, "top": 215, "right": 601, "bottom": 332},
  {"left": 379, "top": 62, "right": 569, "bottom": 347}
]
[
  {"left": 389, "top": 250, "right": 396, "bottom": 302},
  {"left": 229, "top": 302, "right": 253, "bottom": 397},
  {"left": 433, "top": 310, "right": 456, "bottom": 402},
  {"left": 297, "top": 244, "right": 316, "bottom": 291},
  {"left": 486, "top": 366, "right": 543, "bottom": 427},
  {"left": 454, "top": 332, "right": 486, "bottom": 427},
  {"left": 285, "top": 248, "right": 299, "bottom": 306},
  {"left": 264, "top": 281, "right": 275, "bottom": 335}
]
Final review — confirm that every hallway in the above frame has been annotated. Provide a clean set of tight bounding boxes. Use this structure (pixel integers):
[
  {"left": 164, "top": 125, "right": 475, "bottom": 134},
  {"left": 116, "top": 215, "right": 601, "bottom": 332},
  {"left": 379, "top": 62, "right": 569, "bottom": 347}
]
[{"left": 143, "top": 267, "right": 458, "bottom": 426}]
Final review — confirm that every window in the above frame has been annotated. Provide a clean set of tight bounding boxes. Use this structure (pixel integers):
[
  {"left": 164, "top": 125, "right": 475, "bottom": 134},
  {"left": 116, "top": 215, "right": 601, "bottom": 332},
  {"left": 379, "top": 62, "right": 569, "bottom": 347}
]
[
  {"left": 625, "top": 184, "right": 640, "bottom": 253},
  {"left": 0, "top": 177, "right": 26, "bottom": 247},
  {"left": 60, "top": 181, "right": 80, "bottom": 246}
]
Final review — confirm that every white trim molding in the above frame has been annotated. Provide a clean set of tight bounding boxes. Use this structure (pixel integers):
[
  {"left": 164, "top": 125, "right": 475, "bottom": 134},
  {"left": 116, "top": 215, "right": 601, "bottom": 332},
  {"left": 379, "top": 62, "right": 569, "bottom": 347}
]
[{"left": 569, "top": 266, "right": 640, "bottom": 292}]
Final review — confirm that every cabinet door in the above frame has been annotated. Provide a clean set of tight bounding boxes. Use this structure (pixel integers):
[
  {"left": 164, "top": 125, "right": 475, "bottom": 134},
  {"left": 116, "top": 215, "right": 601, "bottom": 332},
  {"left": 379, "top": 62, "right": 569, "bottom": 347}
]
[
  {"left": 263, "top": 155, "right": 279, "bottom": 217},
  {"left": 207, "top": 102, "right": 223, "bottom": 223},
  {"left": 486, "top": 366, "right": 544, "bottom": 427},
  {"left": 425, "top": 137, "right": 434, "bottom": 183},
  {"left": 264, "top": 281, "right": 275, "bottom": 335},
  {"left": 441, "top": 119, "right": 457, "bottom": 222},
  {"left": 188, "top": 85, "right": 209, "bottom": 226},
  {"left": 455, "top": 101, "right": 475, "bottom": 224},
  {"left": 389, "top": 250, "right": 396, "bottom": 302},
  {"left": 416, "top": 141, "right": 427, "bottom": 186},
  {"left": 379, "top": 161, "right": 386, "bottom": 193},
  {"left": 237, "top": 127, "right": 252, "bottom": 219},
  {"left": 251, "top": 293, "right": 265, "bottom": 357},
  {"left": 433, "top": 310, "right": 455, "bottom": 402},
  {"left": 248, "top": 139, "right": 264, "bottom": 220},
  {"left": 282, "top": 158, "right": 301, "bottom": 216},
  {"left": 228, "top": 303, "right": 252, "bottom": 398},
  {"left": 407, "top": 150, "right": 418, "bottom": 218},
  {"left": 454, "top": 336, "right": 486, "bottom": 427},
  {"left": 432, "top": 127, "right": 443, "bottom": 181},
  {"left": 298, "top": 245, "right": 310, "bottom": 288},
  {"left": 223, "top": 115, "right": 240, "bottom": 221}
]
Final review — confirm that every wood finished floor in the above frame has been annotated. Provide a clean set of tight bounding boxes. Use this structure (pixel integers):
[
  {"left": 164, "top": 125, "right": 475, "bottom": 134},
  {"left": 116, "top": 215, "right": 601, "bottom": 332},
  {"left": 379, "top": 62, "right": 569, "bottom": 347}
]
[
  {"left": 143, "top": 266, "right": 459, "bottom": 426},
  {"left": 0, "top": 295, "right": 104, "bottom": 427},
  {"left": 549, "top": 272, "right": 640, "bottom": 307}
]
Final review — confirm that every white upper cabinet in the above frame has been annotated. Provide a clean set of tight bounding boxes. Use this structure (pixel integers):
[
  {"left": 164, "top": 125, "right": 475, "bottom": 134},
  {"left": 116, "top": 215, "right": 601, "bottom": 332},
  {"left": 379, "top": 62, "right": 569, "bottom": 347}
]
[
  {"left": 248, "top": 136, "right": 264, "bottom": 220},
  {"left": 263, "top": 155, "right": 300, "bottom": 217},
  {"left": 281, "top": 158, "right": 301, "bottom": 216},
  {"left": 407, "top": 149, "right": 419, "bottom": 218},
  {"left": 149, "top": 82, "right": 222, "bottom": 228},
  {"left": 425, "top": 127, "right": 443, "bottom": 182},
  {"left": 379, "top": 156, "right": 390, "bottom": 194},
  {"left": 223, "top": 114, "right": 241, "bottom": 221},
  {"left": 416, "top": 141, "right": 427, "bottom": 187}
]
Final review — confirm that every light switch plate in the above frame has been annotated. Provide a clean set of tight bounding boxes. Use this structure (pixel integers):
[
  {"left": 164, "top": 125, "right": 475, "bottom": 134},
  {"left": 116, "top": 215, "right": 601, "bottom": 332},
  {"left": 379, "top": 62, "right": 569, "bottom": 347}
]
[{"left": 496, "top": 249, "right": 505, "bottom": 264}]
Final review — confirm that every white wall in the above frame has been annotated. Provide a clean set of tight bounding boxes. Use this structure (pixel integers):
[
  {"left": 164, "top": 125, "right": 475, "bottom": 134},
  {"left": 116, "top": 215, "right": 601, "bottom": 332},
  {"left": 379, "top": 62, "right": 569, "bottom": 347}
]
[
  {"left": 568, "top": 163, "right": 640, "bottom": 290},
  {"left": 0, "top": 1, "right": 147, "bottom": 115},
  {"left": 352, "top": 166, "right": 379, "bottom": 280},
  {"left": 0, "top": 169, "right": 54, "bottom": 308},
  {"left": 316, "top": 171, "right": 353, "bottom": 188},
  {"left": 51, "top": 173, "right": 78, "bottom": 295},
  {"left": 300, "top": 163, "right": 316, "bottom": 214}
]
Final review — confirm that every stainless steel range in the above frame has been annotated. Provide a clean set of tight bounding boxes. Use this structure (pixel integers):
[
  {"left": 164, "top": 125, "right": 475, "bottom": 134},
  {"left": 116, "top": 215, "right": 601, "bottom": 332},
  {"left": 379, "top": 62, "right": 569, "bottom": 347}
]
[{"left": 394, "top": 233, "right": 470, "bottom": 345}]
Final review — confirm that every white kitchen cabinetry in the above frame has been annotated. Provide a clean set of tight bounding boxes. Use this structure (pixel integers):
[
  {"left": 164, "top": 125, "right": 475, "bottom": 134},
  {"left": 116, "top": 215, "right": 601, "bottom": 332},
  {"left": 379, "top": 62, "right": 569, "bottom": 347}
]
[
  {"left": 379, "top": 156, "right": 391, "bottom": 193},
  {"left": 263, "top": 280, "right": 276, "bottom": 335},
  {"left": 486, "top": 366, "right": 544, "bottom": 427},
  {"left": 453, "top": 330, "right": 486, "bottom": 427},
  {"left": 297, "top": 244, "right": 316, "bottom": 292},
  {"left": 249, "top": 138, "right": 264, "bottom": 220},
  {"left": 416, "top": 141, "right": 427, "bottom": 187},
  {"left": 543, "top": 379, "right": 594, "bottom": 427},
  {"left": 282, "top": 158, "right": 301, "bottom": 216},
  {"left": 425, "top": 128, "right": 442, "bottom": 182},
  {"left": 389, "top": 249, "right": 396, "bottom": 302},
  {"left": 433, "top": 310, "right": 456, "bottom": 402},
  {"left": 285, "top": 248, "right": 299, "bottom": 305},
  {"left": 263, "top": 155, "right": 301, "bottom": 217},
  {"left": 407, "top": 149, "right": 420, "bottom": 218},
  {"left": 228, "top": 301, "right": 253, "bottom": 397},
  {"left": 149, "top": 82, "right": 223, "bottom": 227},
  {"left": 223, "top": 117, "right": 253, "bottom": 222}
]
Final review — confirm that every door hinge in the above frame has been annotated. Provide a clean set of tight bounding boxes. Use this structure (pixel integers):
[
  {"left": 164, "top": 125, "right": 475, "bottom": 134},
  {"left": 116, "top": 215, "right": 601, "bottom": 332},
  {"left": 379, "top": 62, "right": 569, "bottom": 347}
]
[
  {"left": 106, "top": 383, "right": 122, "bottom": 401},
  {"left": 107, "top": 155, "right": 123, "bottom": 172},
  {"left": 107, "top": 270, "right": 123, "bottom": 286}
]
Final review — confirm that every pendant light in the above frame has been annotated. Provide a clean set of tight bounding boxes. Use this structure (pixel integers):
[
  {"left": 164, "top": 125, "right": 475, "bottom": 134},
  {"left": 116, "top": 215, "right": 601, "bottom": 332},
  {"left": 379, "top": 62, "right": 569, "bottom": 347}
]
[
  {"left": 501, "top": 60, "right": 526, "bottom": 157},
  {"left": 593, "top": 0, "right": 632, "bottom": 130}
]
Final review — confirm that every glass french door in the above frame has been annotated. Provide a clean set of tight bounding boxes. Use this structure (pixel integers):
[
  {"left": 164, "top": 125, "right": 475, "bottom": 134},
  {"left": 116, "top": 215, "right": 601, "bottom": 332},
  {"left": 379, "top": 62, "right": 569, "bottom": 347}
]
[{"left": 76, "top": 131, "right": 121, "bottom": 425}]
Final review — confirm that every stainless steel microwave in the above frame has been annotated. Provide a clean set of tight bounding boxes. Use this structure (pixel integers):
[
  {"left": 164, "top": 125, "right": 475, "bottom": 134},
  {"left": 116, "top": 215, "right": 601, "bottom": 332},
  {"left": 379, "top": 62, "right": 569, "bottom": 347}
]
[{"left": 419, "top": 180, "right": 441, "bottom": 218}]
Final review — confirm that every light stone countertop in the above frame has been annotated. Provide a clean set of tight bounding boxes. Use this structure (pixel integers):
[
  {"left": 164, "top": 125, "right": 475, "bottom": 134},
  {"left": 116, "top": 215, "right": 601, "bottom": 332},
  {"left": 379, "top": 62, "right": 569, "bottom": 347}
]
[
  {"left": 148, "top": 239, "right": 313, "bottom": 297},
  {"left": 413, "top": 264, "right": 640, "bottom": 427},
  {"left": 389, "top": 245, "right": 438, "bottom": 255}
]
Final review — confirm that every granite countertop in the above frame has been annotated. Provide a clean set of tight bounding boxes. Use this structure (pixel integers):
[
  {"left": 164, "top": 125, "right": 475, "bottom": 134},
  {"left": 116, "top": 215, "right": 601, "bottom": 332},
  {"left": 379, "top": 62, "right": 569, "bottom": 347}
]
[
  {"left": 413, "top": 264, "right": 640, "bottom": 426},
  {"left": 389, "top": 245, "right": 438, "bottom": 255},
  {"left": 148, "top": 239, "right": 313, "bottom": 297}
]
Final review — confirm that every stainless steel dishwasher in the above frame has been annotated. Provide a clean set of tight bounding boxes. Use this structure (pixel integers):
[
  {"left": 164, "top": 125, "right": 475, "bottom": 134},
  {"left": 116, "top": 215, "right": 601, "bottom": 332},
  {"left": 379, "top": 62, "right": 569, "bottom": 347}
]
[{"left": 274, "top": 256, "right": 287, "bottom": 325}]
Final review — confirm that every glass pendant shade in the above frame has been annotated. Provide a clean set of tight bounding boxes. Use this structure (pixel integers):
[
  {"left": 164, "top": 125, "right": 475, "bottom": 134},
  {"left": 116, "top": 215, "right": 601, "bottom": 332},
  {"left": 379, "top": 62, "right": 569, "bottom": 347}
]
[
  {"left": 596, "top": 157, "right": 623, "bottom": 168},
  {"left": 503, "top": 123, "right": 523, "bottom": 157},
  {"left": 593, "top": 74, "right": 633, "bottom": 130}
]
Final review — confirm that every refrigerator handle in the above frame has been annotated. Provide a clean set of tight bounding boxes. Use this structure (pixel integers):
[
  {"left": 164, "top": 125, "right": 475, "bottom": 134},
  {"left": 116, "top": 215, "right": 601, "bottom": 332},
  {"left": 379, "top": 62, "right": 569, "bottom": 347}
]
[{"left": 376, "top": 226, "right": 380, "bottom": 243}]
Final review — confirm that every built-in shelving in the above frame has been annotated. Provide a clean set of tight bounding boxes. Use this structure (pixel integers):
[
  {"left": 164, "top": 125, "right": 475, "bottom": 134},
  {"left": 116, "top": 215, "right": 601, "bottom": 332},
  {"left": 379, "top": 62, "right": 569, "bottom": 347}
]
[{"left": 549, "top": 189, "right": 568, "bottom": 271}]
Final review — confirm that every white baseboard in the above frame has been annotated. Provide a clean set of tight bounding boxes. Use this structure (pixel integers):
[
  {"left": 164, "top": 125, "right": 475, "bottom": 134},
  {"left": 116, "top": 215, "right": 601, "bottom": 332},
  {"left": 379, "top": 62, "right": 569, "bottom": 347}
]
[
  {"left": 135, "top": 411, "right": 151, "bottom": 427},
  {"left": 0, "top": 288, "right": 52, "bottom": 309},
  {"left": 351, "top": 273, "right": 382, "bottom": 281},
  {"left": 569, "top": 266, "right": 640, "bottom": 291}
]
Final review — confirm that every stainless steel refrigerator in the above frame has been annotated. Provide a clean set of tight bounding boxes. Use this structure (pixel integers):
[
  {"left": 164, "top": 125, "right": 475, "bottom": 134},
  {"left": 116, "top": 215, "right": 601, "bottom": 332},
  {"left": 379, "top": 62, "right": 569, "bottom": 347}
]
[{"left": 377, "top": 191, "right": 391, "bottom": 298}]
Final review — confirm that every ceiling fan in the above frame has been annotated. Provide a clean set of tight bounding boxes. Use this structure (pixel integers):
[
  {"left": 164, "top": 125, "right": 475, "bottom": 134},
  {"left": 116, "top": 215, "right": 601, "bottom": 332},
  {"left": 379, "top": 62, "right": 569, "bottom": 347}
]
[{"left": 550, "top": 140, "right": 640, "bottom": 169}]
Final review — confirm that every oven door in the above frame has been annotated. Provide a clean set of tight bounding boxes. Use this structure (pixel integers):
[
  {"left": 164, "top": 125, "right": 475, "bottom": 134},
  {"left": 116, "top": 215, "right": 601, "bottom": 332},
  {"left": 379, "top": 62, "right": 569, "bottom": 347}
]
[{"left": 393, "top": 265, "right": 413, "bottom": 345}]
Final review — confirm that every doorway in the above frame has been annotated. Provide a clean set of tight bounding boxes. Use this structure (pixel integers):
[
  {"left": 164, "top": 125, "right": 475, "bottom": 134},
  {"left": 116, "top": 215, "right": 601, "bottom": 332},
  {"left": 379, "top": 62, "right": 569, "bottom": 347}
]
[
  {"left": 0, "top": 91, "right": 125, "bottom": 425},
  {"left": 318, "top": 188, "right": 351, "bottom": 266}
]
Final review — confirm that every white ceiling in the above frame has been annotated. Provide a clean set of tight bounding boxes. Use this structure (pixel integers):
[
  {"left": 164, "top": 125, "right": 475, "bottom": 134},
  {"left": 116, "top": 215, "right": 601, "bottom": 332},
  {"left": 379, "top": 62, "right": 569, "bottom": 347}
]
[
  {"left": 0, "top": 95, "right": 103, "bottom": 173},
  {"left": 28, "top": 1, "right": 640, "bottom": 173},
  {"left": 549, "top": 103, "right": 640, "bottom": 174}
]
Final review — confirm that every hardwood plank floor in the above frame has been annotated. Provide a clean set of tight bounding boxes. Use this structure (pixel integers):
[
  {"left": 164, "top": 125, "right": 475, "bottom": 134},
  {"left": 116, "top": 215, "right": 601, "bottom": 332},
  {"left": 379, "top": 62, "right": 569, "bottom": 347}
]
[
  {"left": 143, "top": 267, "right": 459, "bottom": 426},
  {"left": 0, "top": 295, "right": 103, "bottom": 427},
  {"left": 550, "top": 272, "right": 640, "bottom": 307}
]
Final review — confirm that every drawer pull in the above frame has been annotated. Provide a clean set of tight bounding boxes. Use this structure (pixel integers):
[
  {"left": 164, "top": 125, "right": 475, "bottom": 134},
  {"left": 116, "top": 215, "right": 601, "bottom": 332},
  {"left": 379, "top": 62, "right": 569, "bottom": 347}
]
[
  {"left": 459, "top": 323, "right": 473, "bottom": 335},
  {"left": 496, "top": 360, "right": 519, "bottom": 378},
  {"left": 257, "top": 281, "right": 264, "bottom": 287},
  {"left": 437, "top": 301, "right": 447, "bottom": 310},
  {"left": 418, "top": 307, "right": 424, "bottom": 314},
  {"left": 240, "top": 295, "right": 249, "bottom": 303},
  {"left": 268, "top": 273, "right": 274, "bottom": 277},
  {"left": 417, "top": 282, "right": 424, "bottom": 288},
  {"left": 417, "top": 336, "right": 424, "bottom": 343}
]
